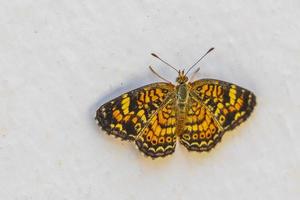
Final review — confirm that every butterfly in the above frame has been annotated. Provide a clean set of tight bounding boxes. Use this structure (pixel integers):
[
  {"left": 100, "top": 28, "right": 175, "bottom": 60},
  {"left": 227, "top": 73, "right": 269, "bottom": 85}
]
[{"left": 95, "top": 48, "right": 256, "bottom": 159}]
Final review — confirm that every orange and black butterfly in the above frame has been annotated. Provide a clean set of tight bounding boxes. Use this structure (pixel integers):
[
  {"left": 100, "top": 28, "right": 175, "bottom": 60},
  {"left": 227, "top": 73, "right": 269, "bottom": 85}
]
[{"left": 95, "top": 48, "right": 256, "bottom": 159}]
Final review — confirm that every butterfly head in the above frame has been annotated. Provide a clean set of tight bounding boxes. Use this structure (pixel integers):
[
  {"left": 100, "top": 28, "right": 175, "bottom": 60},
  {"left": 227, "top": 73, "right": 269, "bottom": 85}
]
[{"left": 176, "top": 70, "right": 188, "bottom": 84}]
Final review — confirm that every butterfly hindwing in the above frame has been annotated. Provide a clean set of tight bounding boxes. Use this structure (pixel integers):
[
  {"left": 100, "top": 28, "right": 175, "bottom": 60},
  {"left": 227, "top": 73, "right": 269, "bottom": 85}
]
[
  {"left": 135, "top": 99, "right": 177, "bottom": 158},
  {"left": 180, "top": 97, "right": 223, "bottom": 151},
  {"left": 180, "top": 79, "right": 256, "bottom": 152},
  {"left": 96, "top": 83, "right": 175, "bottom": 141}
]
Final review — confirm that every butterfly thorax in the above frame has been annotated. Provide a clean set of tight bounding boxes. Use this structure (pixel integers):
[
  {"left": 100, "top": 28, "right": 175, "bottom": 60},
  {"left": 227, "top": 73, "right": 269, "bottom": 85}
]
[
  {"left": 175, "top": 70, "right": 189, "bottom": 109},
  {"left": 176, "top": 83, "right": 189, "bottom": 109}
]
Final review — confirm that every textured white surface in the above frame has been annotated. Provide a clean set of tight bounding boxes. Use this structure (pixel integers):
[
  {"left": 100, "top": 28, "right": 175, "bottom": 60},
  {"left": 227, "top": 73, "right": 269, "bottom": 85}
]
[{"left": 0, "top": 0, "right": 299, "bottom": 199}]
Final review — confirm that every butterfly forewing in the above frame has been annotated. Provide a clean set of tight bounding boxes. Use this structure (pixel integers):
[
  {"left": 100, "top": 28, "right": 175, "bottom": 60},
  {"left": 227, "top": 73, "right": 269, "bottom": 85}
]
[
  {"left": 96, "top": 82, "right": 175, "bottom": 141},
  {"left": 190, "top": 79, "right": 256, "bottom": 131}
]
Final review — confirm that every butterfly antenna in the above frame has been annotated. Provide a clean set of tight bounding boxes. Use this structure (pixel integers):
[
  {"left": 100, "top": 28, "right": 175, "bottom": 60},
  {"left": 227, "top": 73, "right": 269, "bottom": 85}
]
[
  {"left": 151, "top": 53, "right": 179, "bottom": 73},
  {"left": 185, "top": 47, "right": 214, "bottom": 76},
  {"left": 149, "top": 66, "right": 172, "bottom": 83}
]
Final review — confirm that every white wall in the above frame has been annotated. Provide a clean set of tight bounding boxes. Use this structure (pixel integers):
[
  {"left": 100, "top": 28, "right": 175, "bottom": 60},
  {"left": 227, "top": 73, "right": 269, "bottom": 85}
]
[{"left": 0, "top": 0, "right": 299, "bottom": 199}]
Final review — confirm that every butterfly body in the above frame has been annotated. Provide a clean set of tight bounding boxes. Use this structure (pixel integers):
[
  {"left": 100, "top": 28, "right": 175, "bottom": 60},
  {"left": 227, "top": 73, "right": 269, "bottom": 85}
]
[
  {"left": 174, "top": 72, "right": 191, "bottom": 136},
  {"left": 96, "top": 49, "right": 256, "bottom": 159}
]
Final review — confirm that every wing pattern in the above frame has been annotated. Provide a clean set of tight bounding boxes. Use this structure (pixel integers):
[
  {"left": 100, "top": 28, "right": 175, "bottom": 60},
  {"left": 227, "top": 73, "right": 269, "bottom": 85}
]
[
  {"left": 96, "top": 83, "right": 175, "bottom": 141},
  {"left": 180, "top": 97, "right": 223, "bottom": 151},
  {"left": 179, "top": 79, "right": 256, "bottom": 152},
  {"left": 135, "top": 99, "right": 177, "bottom": 158}
]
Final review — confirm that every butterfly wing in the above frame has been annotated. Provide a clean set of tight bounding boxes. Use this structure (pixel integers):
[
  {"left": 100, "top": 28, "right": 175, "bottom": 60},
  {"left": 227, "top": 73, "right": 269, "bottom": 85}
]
[
  {"left": 180, "top": 79, "right": 256, "bottom": 152},
  {"left": 180, "top": 97, "right": 223, "bottom": 151},
  {"left": 135, "top": 98, "right": 177, "bottom": 158},
  {"left": 96, "top": 82, "right": 175, "bottom": 142}
]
